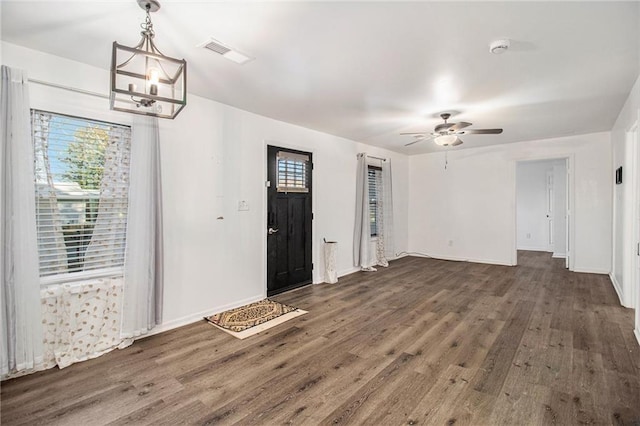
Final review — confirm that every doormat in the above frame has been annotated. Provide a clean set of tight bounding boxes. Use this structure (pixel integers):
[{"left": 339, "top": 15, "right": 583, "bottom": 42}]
[{"left": 204, "top": 299, "right": 307, "bottom": 339}]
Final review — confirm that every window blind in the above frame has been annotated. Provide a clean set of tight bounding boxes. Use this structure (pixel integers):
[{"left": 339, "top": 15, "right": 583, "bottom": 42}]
[
  {"left": 32, "top": 110, "right": 132, "bottom": 278},
  {"left": 368, "top": 166, "right": 381, "bottom": 237},
  {"left": 277, "top": 151, "right": 309, "bottom": 193}
]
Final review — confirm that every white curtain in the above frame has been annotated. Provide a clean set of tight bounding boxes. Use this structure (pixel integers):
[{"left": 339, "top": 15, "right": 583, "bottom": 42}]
[
  {"left": 353, "top": 153, "right": 395, "bottom": 271},
  {"left": 381, "top": 159, "right": 395, "bottom": 259},
  {"left": 83, "top": 125, "right": 131, "bottom": 268},
  {"left": 353, "top": 153, "right": 373, "bottom": 270},
  {"left": 373, "top": 159, "right": 395, "bottom": 267},
  {"left": 0, "top": 65, "right": 43, "bottom": 376},
  {"left": 375, "top": 168, "right": 389, "bottom": 267},
  {"left": 41, "top": 278, "right": 123, "bottom": 369},
  {"left": 121, "top": 116, "right": 164, "bottom": 342}
]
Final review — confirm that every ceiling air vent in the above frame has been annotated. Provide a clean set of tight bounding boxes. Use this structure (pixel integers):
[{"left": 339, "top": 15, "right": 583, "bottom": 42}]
[
  {"left": 199, "top": 38, "right": 253, "bottom": 65},
  {"left": 204, "top": 40, "right": 231, "bottom": 55}
]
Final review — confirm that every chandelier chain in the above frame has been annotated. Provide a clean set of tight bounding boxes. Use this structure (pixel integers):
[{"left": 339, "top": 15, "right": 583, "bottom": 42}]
[{"left": 140, "top": 6, "right": 155, "bottom": 38}]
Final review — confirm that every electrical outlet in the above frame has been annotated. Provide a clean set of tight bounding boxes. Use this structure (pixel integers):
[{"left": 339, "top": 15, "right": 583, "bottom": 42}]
[
  {"left": 448, "top": 240, "right": 453, "bottom": 247},
  {"left": 526, "top": 233, "right": 531, "bottom": 239},
  {"left": 238, "top": 200, "right": 249, "bottom": 211}
]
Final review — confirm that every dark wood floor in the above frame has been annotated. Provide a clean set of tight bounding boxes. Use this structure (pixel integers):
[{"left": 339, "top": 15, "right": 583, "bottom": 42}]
[{"left": 1, "top": 251, "right": 639, "bottom": 425}]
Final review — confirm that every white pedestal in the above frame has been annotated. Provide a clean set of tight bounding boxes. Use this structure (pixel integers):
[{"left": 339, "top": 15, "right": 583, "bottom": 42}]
[{"left": 324, "top": 242, "right": 338, "bottom": 284}]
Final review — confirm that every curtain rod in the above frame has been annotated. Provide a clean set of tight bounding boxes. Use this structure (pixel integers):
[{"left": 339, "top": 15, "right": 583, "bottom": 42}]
[
  {"left": 357, "top": 153, "right": 386, "bottom": 161},
  {"left": 28, "top": 78, "right": 110, "bottom": 100},
  {"left": 370, "top": 155, "right": 386, "bottom": 161}
]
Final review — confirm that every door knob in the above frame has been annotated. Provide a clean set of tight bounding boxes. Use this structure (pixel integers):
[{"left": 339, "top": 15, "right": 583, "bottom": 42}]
[{"left": 268, "top": 227, "right": 279, "bottom": 235}]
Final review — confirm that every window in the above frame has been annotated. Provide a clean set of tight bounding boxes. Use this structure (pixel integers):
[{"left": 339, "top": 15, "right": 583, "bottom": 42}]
[
  {"left": 277, "top": 151, "right": 310, "bottom": 193},
  {"left": 368, "top": 165, "right": 382, "bottom": 237},
  {"left": 32, "top": 110, "right": 131, "bottom": 279}
]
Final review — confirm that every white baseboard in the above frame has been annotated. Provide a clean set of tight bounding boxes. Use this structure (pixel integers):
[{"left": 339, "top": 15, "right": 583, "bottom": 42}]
[
  {"left": 313, "top": 267, "right": 360, "bottom": 284},
  {"left": 413, "top": 253, "right": 512, "bottom": 267},
  {"left": 146, "top": 294, "right": 266, "bottom": 338},
  {"left": 314, "top": 255, "right": 410, "bottom": 284},
  {"left": 634, "top": 328, "right": 640, "bottom": 347},
  {"left": 517, "top": 246, "right": 551, "bottom": 252},
  {"left": 552, "top": 253, "right": 566, "bottom": 259},
  {"left": 609, "top": 273, "right": 625, "bottom": 306},
  {"left": 338, "top": 267, "right": 360, "bottom": 278},
  {"left": 572, "top": 267, "right": 610, "bottom": 274}
]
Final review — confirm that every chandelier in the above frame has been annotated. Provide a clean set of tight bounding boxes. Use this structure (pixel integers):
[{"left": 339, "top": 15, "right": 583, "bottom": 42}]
[{"left": 110, "top": 0, "right": 187, "bottom": 119}]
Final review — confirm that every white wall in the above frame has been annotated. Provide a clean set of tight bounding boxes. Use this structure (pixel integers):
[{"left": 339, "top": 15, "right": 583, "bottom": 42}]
[
  {"left": 408, "top": 132, "right": 612, "bottom": 273},
  {"left": 516, "top": 161, "right": 552, "bottom": 252},
  {"left": 1, "top": 42, "right": 409, "bottom": 331},
  {"left": 611, "top": 74, "right": 640, "bottom": 341}
]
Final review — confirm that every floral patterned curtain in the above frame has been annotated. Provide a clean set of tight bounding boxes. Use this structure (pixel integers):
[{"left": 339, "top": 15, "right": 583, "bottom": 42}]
[
  {"left": 83, "top": 126, "right": 131, "bottom": 269},
  {"left": 40, "top": 278, "right": 123, "bottom": 369},
  {"left": 375, "top": 169, "right": 389, "bottom": 267}
]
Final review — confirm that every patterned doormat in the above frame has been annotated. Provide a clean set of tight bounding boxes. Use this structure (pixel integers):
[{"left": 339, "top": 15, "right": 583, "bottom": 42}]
[{"left": 204, "top": 299, "right": 307, "bottom": 339}]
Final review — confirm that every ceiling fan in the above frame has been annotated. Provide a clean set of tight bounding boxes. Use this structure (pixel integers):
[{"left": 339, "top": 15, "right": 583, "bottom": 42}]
[{"left": 401, "top": 113, "right": 503, "bottom": 147}]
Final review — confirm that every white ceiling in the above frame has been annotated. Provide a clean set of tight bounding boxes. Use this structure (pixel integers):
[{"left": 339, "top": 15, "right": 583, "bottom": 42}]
[{"left": 1, "top": 1, "right": 639, "bottom": 154}]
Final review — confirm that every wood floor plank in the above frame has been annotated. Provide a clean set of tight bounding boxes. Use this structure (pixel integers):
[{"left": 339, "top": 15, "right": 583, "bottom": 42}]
[
  {"left": 1, "top": 251, "right": 638, "bottom": 425},
  {"left": 471, "top": 299, "right": 535, "bottom": 396}
]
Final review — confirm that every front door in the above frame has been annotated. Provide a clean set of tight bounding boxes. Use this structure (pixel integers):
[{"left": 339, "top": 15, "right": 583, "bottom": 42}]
[{"left": 267, "top": 146, "right": 313, "bottom": 296}]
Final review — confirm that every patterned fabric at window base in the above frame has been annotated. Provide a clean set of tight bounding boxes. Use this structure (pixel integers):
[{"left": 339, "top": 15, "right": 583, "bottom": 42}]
[
  {"left": 40, "top": 278, "right": 123, "bottom": 369},
  {"left": 205, "top": 300, "right": 297, "bottom": 332}
]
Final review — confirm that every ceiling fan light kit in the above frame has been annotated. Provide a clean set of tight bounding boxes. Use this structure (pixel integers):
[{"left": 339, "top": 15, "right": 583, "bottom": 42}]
[
  {"left": 434, "top": 135, "right": 458, "bottom": 146},
  {"left": 110, "top": 0, "right": 187, "bottom": 119}
]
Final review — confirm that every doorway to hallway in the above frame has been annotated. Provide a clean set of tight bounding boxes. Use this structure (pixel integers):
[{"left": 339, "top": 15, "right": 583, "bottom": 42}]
[{"left": 515, "top": 158, "right": 570, "bottom": 267}]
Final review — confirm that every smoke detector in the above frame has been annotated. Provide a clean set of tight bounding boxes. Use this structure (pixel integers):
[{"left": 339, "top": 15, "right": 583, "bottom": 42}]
[{"left": 489, "top": 39, "right": 510, "bottom": 54}]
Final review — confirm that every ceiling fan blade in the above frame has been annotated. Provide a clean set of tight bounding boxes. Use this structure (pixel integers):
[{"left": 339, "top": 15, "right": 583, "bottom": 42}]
[
  {"left": 404, "top": 139, "right": 424, "bottom": 146},
  {"left": 448, "top": 121, "right": 472, "bottom": 131},
  {"left": 460, "top": 128, "right": 503, "bottom": 135},
  {"left": 400, "top": 131, "right": 428, "bottom": 135},
  {"left": 451, "top": 138, "right": 463, "bottom": 146},
  {"left": 404, "top": 135, "right": 433, "bottom": 146}
]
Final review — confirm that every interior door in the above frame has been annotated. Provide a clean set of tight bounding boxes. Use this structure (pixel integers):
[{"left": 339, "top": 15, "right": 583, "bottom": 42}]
[
  {"left": 546, "top": 171, "right": 554, "bottom": 252},
  {"left": 266, "top": 146, "right": 313, "bottom": 296}
]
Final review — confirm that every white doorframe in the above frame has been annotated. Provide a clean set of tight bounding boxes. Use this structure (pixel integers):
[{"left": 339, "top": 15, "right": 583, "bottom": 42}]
[
  {"left": 513, "top": 155, "right": 574, "bottom": 269},
  {"left": 636, "top": 110, "right": 640, "bottom": 345},
  {"left": 634, "top": 121, "right": 639, "bottom": 311},
  {"left": 546, "top": 170, "right": 554, "bottom": 252},
  {"left": 623, "top": 120, "right": 639, "bottom": 309}
]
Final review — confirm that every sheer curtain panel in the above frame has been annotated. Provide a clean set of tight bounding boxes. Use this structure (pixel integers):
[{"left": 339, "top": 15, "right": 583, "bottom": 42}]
[
  {"left": 381, "top": 159, "right": 395, "bottom": 260},
  {"left": 1, "top": 66, "right": 43, "bottom": 377},
  {"left": 121, "top": 116, "right": 164, "bottom": 343},
  {"left": 353, "top": 153, "right": 373, "bottom": 270}
]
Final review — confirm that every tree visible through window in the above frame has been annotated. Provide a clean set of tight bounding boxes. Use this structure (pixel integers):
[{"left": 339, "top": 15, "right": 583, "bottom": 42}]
[
  {"left": 368, "top": 165, "right": 381, "bottom": 237},
  {"left": 32, "top": 110, "right": 132, "bottom": 278}
]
